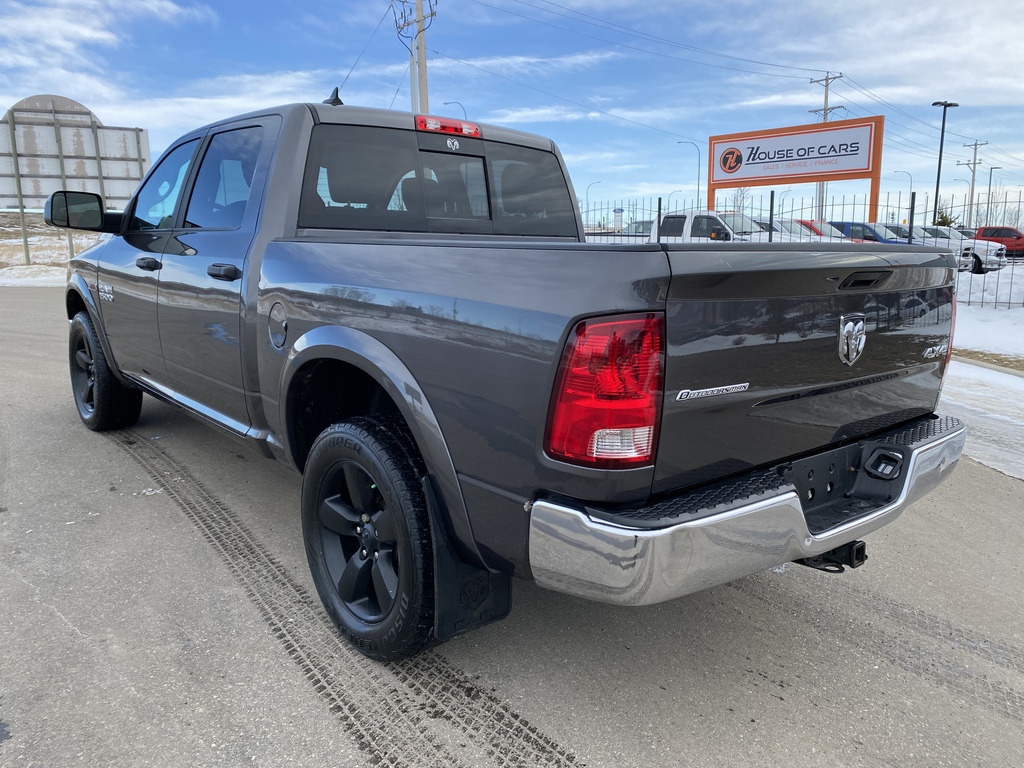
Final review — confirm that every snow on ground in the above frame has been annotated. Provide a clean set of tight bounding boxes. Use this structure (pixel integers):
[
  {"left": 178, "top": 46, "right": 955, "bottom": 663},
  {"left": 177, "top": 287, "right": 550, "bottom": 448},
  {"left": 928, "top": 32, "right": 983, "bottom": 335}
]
[
  {"left": 955, "top": 265, "right": 1024, "bottom": 310},
  {"left": 954, "top": 303, "right": 1024, "bottom": 357},
  {"left": 0, "top": 265, "right": 66, "bottom": 286},
  {"left": 940, "top": 361, "right": 1024, "bottom": 481}
]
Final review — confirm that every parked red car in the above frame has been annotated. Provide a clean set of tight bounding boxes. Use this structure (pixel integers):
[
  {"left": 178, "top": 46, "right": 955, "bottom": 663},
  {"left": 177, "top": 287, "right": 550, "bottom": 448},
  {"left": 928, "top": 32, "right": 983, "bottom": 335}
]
[{"left": 975, "top": 226, "right": 1024, "bottom": 259}]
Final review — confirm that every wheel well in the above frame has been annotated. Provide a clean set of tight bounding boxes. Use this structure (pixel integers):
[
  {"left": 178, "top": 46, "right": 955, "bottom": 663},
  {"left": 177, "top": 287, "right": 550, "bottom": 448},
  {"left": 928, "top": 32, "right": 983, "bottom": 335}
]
[
  {"left": 66, "top": 290, "right": 87, "bottom": 320},
  {"left": 288, "top": 359, "right": 405, "bottom": 472}
]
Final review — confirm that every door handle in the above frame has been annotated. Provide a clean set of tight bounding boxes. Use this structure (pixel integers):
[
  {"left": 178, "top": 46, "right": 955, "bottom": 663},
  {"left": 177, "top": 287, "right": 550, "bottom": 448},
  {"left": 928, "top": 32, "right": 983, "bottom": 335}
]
[
  {"left": 135, "top": 256, "right": 162, "bottom": 271},
  {"left": 208, "top": 263, "right": 242, "bottom": 281}
]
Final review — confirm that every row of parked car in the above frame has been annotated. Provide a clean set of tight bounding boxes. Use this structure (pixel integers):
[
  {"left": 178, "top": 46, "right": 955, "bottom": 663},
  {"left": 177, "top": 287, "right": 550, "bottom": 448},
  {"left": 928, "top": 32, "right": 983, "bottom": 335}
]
[
  {"left": 600, "top": 213, "right": 1017, "bottom": 276},
  {"left": 753, "top": 218, "right": 1010, "bottom": 275}
]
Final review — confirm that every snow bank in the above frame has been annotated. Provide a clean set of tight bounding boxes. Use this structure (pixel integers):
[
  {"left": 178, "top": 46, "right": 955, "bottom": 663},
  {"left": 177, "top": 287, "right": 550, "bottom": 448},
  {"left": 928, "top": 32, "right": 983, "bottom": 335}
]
[
  {"left": 955, "top": 265, "right": 1024, "bottom": 309},
  {"left": 954, "top": 303, "right": 1024, "bottom": 357}
]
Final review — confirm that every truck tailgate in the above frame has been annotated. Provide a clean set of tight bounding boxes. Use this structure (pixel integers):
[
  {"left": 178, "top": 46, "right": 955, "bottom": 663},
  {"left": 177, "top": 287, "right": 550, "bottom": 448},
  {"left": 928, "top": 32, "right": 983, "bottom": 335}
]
[{"left": 654, "top": 243, "right": 955, "bottom": 495}]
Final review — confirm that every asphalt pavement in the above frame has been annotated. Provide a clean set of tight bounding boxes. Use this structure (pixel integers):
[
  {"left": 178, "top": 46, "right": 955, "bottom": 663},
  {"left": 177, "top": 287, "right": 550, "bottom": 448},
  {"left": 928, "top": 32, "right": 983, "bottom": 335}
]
[{"left": 2, "top": 286, "right": 1022, "bottom": 767}]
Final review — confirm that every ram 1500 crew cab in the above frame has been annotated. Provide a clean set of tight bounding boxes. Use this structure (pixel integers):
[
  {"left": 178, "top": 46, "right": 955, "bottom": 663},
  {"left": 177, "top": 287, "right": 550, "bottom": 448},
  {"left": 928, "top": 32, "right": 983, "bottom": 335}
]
[{"left": 47, "top": 100, "right": 965, "bottom": 660}]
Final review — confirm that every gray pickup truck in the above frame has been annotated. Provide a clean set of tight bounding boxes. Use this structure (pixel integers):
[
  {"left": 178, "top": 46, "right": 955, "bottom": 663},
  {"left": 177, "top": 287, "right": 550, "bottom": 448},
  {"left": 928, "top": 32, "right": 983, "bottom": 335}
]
[{"left": 46, "top": 99, "right": 965, "bottom": 660}]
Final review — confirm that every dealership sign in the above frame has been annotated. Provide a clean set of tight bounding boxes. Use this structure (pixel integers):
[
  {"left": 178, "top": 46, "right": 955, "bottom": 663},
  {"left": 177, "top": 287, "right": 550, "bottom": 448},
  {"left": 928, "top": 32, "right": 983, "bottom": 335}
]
[{"left": 709, "top": 116, "right": 884, "bottom": 187}]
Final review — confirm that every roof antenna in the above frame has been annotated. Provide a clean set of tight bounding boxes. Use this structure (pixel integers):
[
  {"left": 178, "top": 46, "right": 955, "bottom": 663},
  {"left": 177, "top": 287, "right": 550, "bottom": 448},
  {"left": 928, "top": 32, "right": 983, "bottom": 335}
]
[{"left": 323, "top": 87, "right": 344, "bottom": 106}]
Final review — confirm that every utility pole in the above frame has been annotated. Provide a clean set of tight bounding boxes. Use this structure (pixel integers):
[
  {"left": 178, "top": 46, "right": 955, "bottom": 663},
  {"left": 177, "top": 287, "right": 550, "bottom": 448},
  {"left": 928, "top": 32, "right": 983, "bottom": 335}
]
[
  {"left": 957, "top": 140, "right": 986, "bottom": 228},
  {"left": 810, "top": 72, "right": 844, "bottom": 220},
  {"left": 931, "top": 101, "right": 959, "bottom": 225},
  {"left": 393, "top": 0, "right": 436, "bottom": 113}
]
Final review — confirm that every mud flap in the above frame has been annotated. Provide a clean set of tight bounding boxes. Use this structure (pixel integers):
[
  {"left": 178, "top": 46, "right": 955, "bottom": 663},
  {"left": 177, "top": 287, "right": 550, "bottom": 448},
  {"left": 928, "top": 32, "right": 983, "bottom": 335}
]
[{"left": 422, "top": 475, "right": 512, "bottom": 643}]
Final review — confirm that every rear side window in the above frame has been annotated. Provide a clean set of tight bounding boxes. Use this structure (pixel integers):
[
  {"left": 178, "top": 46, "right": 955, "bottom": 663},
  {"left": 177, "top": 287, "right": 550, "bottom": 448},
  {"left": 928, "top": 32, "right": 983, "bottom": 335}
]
[
  {"left": 299, "top": 124, "right": 577, "bottom": 237},
  {"left": 659, "top": 216, "right": 686, "bottom": 237}
]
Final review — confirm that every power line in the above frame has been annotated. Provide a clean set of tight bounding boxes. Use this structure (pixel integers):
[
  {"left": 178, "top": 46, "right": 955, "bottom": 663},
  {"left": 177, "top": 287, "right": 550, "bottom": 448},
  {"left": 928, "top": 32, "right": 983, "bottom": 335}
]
[
  {"left": 340, "top": 1, "right": 394, "bottom": 92},
  {"left": 428, "top": 47, "right": 703, "bottom": 141},
  {"left": 508, "top": 0, "right": 826, "bottom": 74},
  {"left": 445, "top": 2, "right": 1024, "bottom": 184},
  {"left": 464, "top": 0, "right": 812, "bottom": 80}
]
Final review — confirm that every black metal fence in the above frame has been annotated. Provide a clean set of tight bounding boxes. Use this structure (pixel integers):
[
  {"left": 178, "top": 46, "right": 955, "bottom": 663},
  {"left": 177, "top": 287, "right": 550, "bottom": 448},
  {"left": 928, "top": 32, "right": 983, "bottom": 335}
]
[{"left": 582, "top": 191, "right": 1024, "bottom": 309}]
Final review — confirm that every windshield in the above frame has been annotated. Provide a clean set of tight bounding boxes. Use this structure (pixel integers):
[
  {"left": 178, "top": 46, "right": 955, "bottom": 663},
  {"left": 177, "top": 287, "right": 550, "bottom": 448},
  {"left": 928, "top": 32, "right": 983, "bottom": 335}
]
[
  {"left": 922, "top": 226, "right": 948, "bottom": 238},
  {"left": 623, "top": 220, "right": 652, "bottom": 235},
  {"left": 868, "top": 224, "right": 901, "bottom": 240},
  {"left": 887, "top": 224, "right": 911, "bottom": 238},
  {"left": 809, "top": 221, "right": 845, "bottom": 238},
  {"left": 775, "top": 219, "right": 806, "bottom": 236},
  {"left": 720, "top": 212, "right": 761, "bottom": 235}
]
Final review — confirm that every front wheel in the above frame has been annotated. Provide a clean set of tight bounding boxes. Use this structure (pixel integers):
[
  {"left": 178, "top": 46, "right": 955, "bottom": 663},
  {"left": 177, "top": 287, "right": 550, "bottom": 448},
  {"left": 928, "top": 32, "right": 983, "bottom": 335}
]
[
  {"left": 972, "top": 255, "right": 984, "bottom": 274},
  {"left": 69, "top": 311, "right": 143, "bottom": 431},
  {"left": 301, "top": 418, "right": 434, "bottom": 661}
]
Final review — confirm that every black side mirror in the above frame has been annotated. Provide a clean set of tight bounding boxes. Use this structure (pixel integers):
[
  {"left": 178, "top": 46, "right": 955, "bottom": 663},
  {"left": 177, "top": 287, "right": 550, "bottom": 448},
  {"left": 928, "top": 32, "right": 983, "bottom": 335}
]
[
  {"left": 710, "top": 225, "right": 731, "bottom": 241},
  {"left": 45, "top": 191, "right": 104, "bottom": 230}
]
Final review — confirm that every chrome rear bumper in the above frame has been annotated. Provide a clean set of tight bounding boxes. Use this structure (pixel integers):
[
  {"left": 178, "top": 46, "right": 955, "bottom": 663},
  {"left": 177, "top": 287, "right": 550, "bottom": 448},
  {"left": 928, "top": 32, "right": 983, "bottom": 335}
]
[{"left": 528, "top": 417, "right": 965, "bottom": 606}]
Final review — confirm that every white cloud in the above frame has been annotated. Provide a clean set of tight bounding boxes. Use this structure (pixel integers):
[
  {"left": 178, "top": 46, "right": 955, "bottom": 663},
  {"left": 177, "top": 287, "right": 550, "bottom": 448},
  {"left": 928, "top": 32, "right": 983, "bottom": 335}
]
[{"left": 0, "top": 1, "right": 217, "bottom": 76}]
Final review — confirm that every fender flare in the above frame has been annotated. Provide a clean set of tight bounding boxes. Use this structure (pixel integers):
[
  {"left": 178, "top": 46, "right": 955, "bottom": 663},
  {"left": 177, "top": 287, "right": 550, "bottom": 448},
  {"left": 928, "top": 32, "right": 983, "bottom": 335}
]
[
  {"left": 280, "top": 325, "right": 487, "bottom": 570},
  {"left": 65, "top": 274, "right": 135, "bottom": 390}
]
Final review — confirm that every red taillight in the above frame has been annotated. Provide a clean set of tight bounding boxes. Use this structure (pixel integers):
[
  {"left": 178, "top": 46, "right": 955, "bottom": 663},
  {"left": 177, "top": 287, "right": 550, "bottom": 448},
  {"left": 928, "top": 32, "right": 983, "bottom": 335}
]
[
  {"left": 546, "top": 313, "right": 665, "bottom": 468},
  {"left": 415, "top": 114, "right": 481, "bottom": 137}
]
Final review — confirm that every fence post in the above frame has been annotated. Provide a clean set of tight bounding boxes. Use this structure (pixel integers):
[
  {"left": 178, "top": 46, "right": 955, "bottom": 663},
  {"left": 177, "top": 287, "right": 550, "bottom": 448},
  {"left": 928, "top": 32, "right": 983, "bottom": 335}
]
[
  {"left": 50, "top": 101, "right": 75, "bottom": 261},
  {"left": 5, "top": 108, "right": 32, "bottom": 266}
]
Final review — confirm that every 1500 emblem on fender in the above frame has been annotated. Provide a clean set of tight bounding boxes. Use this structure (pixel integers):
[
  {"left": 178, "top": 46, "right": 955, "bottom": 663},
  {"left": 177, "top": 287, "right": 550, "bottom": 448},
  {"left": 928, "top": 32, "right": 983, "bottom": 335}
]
[
  {"left": 838, "top": 313, "right": 867, "bottom": 366},
  {"left": 98, "top": 282, "right": 114, "bottom": 302}
]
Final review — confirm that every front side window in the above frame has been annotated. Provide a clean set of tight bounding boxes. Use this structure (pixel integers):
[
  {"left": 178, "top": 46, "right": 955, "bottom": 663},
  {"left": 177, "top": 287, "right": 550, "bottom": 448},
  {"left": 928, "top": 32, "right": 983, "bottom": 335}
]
[
  {"left": 185, "top": 126, "right": 264, "bottom": 229},
  {"left": 130, "top": 139, "right": 200, "bottom": 230},
  {"left": 691, "top": 216, "right": 717, "bottom": 238}
]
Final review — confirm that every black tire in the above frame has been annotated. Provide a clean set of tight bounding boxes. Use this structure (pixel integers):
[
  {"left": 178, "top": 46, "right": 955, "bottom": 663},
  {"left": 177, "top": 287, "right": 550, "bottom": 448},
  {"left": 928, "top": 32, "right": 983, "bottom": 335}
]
[
  {"left": 69, "top": 311, "right": 143, "bottom": 431},
  {"left": 972, "top": 255, "right": 984, "bottom": 274},
  {"left": 301, "top": 418, "right": 434, "bottom": 661}
]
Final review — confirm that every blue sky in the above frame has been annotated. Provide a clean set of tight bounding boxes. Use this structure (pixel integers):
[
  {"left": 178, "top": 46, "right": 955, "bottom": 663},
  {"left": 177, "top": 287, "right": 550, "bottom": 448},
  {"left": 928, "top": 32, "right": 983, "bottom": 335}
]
[{"left": 3, "top": 0, "right": 1024, "bottom": 214}]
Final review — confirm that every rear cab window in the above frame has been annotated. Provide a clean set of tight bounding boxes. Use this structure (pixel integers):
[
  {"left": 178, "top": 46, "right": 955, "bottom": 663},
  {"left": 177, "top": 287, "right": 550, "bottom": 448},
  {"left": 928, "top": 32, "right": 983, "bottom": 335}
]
[{"left": 298, "top": 123, "right": 578, "bottom": 237}]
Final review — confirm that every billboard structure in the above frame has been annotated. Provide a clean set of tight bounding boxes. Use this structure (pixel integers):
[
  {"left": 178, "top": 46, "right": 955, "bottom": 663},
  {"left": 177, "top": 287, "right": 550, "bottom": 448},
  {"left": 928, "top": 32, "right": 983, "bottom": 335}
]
[
  {"left": 1, "top": 94, "right": 151, "bottom": 263},
  {"left": 707, "top": 116, "right": 885, "bottom": 221}
]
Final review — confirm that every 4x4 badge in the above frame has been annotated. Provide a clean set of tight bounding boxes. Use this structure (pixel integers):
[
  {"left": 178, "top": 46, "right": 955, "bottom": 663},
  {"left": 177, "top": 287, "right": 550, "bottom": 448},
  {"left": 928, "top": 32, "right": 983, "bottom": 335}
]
[{"left": 838, "top": 313, "right": 867, "bottom": 366}]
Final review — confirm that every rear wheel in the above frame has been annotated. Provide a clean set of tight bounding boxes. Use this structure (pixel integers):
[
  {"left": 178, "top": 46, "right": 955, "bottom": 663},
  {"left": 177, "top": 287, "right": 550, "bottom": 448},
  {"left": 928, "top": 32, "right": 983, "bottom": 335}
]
[
  {"left": 301, "top": 418, "right": 434, "bottom": 661},
  {"left": 69, "top": 311, "right": 143, "bottom": 431}
]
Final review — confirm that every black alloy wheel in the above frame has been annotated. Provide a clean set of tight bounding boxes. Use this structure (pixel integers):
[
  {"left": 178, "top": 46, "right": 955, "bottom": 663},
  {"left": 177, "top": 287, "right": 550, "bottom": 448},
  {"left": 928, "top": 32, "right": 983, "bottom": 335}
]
[
  {"left": 68, "top": 311, "right": 143, "bottom": 431},
  {"left": 319, "top": 459, "right": 402, "bottom": 623},
  {"left": 70, "top": 323, "right": 98, "bottom": 418},
  {"left": 301, "top": 418, "right": 434, "bottom": 660}
]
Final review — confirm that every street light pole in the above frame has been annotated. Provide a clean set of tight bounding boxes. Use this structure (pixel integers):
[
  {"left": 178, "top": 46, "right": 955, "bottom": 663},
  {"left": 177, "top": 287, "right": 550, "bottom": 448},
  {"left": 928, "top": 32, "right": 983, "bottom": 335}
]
[
  {"left": 443, "top": 101, "right": 466, "bottom": 119},
  {"left": 677, "top": 141, "right": 701, "bottom": 209},
  {"left": 667, "top": 189, "right": 682, "bottom": 211},
  {"left": 585, "top": 181, "right": 601, "bottom": 227},
  {"left": 893, "top": 170, "right": 913, "bottom": 195},
  {"left": 986, "top": 166, "right": 1002, "bottom": 226},
  {"left": 894, "top": 170, "right": 913, "bottom": 222},
  {"left": 931, "top": 100, "right": 959, "bottom": 225}
]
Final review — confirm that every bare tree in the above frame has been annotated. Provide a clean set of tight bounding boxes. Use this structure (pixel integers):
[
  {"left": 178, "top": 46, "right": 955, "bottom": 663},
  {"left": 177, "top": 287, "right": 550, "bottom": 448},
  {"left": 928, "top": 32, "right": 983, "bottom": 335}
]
[{"left": 729, "top": 187, "right": 751, "bottom": 212}]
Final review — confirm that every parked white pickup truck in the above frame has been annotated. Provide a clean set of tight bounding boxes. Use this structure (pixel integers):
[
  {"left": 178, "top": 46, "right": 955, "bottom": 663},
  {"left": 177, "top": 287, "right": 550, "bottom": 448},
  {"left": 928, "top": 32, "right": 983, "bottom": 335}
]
[{"left": 587, "top": 210, "right": 806, "bottom": 244}]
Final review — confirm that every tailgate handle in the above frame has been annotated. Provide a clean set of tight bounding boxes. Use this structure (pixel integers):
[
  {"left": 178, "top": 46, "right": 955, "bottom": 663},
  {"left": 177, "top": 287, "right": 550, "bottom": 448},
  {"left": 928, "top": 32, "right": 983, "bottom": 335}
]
[
  {"left": 208, "top": 263, "right": 242, "bottom": 281},
  {"left": 839, "top": 271, "right": 891, "bottom": 290}
]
